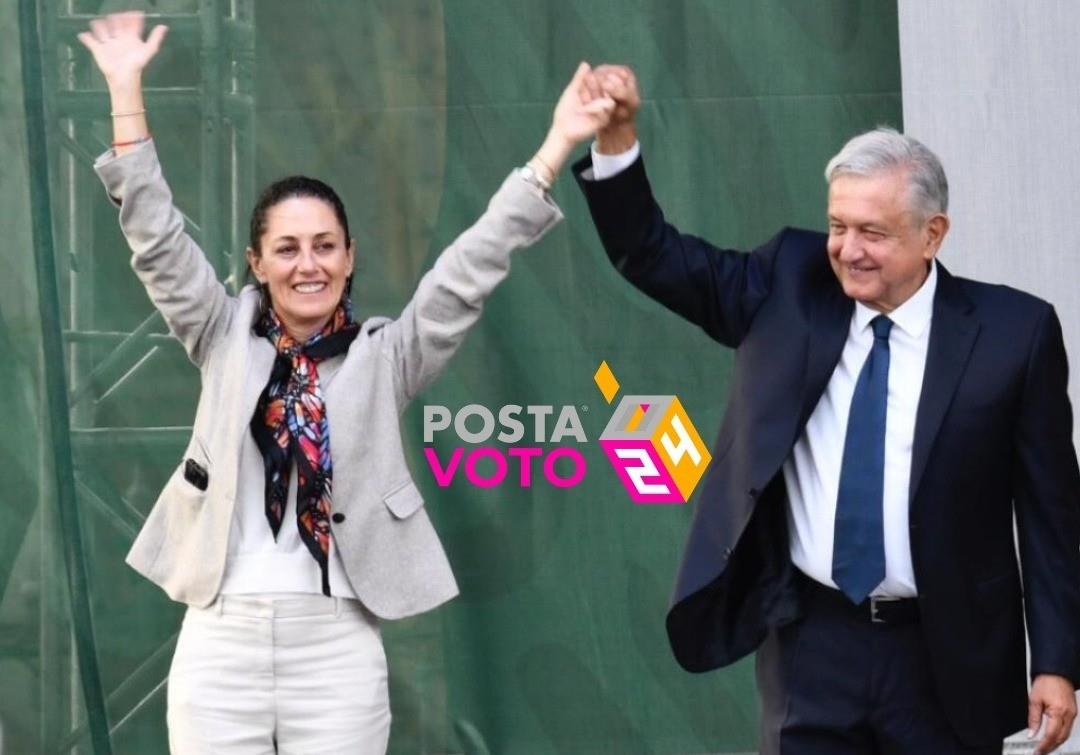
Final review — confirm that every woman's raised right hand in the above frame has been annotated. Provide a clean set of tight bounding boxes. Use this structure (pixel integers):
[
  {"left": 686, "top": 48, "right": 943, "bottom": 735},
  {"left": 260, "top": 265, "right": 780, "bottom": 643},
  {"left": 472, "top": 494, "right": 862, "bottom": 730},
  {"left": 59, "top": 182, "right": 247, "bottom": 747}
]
[{"left": 77, "top": 11, "right": 167, "bottom": 87}]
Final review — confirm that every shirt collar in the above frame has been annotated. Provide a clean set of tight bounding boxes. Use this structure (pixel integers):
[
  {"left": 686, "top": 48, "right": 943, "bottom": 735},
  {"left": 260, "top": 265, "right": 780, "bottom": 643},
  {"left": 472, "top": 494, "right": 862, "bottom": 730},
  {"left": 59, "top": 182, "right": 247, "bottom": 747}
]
[{"left": 852, "top": 260, "right": 937, "bottom": 339}]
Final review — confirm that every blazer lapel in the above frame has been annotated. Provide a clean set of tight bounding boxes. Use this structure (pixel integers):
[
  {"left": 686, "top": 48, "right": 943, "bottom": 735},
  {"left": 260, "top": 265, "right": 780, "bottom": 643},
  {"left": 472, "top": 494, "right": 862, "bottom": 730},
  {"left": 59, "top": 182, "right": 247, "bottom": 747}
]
[
  {"left": 240, "top": 334, "right": 277, "bottom": 428},
  {"left": 909, "top": 263, "right": 979, "bottom": 503},
  {"left": 798, "top": 276, "right": 854, "bottom": 431}
]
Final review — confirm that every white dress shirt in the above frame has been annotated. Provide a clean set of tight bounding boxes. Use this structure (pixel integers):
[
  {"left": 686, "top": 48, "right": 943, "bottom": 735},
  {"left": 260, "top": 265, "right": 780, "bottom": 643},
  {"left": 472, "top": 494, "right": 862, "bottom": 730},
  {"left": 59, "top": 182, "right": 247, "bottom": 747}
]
[
  {"left": 785, "top": 264, "right": 936, "bottom": 597},
  {"left": 584, "top": 139, "right": 936, "bottom": 598}
]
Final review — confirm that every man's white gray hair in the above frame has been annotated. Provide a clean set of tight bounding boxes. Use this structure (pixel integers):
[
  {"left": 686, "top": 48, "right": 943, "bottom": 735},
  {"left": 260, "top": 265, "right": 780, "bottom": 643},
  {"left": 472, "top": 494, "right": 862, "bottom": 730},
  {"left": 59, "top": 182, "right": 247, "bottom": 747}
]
[{"left": 824, "top": 127, "right": 949, "bottom": 223}]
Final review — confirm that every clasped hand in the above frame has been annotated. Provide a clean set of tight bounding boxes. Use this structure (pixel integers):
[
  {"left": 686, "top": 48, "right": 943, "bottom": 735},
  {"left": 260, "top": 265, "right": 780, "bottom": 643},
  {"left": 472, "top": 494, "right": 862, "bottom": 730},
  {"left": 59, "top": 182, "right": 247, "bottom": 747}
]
[{"left": 547, "top": 63, "right": 640, "bottom": 152}]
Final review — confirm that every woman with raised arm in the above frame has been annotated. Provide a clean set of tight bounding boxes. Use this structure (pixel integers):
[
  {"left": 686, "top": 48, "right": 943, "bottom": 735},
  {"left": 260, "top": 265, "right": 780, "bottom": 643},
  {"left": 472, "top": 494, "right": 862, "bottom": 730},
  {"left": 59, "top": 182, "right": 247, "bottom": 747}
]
[{"left": 78, "top": 11, "right": 613, "bottom": 754}]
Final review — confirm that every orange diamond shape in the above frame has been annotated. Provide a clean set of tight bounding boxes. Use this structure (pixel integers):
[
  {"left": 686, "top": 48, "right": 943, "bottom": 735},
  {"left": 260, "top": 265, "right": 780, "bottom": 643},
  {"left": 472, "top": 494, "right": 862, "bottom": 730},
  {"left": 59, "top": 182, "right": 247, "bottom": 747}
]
[{"left": 593, "top": 360, "right": 620, "bottom": 404}]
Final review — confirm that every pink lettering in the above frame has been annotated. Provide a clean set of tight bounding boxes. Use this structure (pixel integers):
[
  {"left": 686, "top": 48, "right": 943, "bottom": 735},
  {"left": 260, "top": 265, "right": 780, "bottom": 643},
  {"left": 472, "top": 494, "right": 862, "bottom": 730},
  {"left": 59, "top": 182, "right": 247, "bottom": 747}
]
[
  {"left": 424, "top": 447, "right": 463, "bottom": 487},
  {"left": 464, "top": 447, "right": 508, "bottom": 487},
  {"left": 508, "top": 447, "right": 543, "bottom": 486},
  {"left": 544, "top": 448, "right": 587, "bottom": 488}
]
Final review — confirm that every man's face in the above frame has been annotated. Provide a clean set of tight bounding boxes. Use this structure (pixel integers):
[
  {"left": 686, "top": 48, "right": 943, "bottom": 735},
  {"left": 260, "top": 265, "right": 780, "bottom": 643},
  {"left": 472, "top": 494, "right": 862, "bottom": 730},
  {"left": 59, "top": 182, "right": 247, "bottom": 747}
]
[{"left": 826, "top": 169, "right": 948, "bottom": 313}]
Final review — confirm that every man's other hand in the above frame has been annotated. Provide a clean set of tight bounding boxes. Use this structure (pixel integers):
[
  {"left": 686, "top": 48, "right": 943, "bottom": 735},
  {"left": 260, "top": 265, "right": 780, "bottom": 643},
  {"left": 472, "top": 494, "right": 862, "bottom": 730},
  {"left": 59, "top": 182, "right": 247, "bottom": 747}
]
[{"left": 1030, "top": 673, "right": 1077, "bottom": 754}]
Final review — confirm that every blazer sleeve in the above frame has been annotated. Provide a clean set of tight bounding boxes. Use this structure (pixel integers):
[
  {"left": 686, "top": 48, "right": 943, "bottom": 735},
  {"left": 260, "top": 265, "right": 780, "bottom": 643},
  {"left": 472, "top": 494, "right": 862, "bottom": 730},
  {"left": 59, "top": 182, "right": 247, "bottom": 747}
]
[
  {"left": 1012, "top": 304, "right": 1080, "bottom": 684},
  {"left": 573, "top": 153, "right": 779, "bottom": 348},
  {"left": 382, "top": 171, "right": 563, "bottom": 406},
  {"left": 94, "top": 140, "right": 233, "bottom": 367}
]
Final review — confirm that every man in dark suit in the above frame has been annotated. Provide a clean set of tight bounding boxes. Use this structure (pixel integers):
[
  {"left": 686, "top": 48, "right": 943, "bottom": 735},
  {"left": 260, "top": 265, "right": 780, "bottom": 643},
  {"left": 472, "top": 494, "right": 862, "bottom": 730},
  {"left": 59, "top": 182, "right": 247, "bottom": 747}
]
[{"left": 572, "top": 65, "right": 1080, "bottom": 754}]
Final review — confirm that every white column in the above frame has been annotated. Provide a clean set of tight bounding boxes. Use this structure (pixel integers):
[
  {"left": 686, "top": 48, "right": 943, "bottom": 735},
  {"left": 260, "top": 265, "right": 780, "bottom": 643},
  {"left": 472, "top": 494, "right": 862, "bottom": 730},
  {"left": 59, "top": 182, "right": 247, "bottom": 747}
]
[{"left": 899, "top": 0, "right": 1080, "bottom": 452}]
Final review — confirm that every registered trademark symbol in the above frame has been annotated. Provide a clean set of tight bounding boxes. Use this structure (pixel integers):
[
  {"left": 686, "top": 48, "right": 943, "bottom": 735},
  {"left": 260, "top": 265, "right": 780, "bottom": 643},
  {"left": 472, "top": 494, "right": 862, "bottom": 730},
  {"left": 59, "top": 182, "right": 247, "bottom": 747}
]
[{"left": 581, "top": 405, "right": 589, "bottom": 413}]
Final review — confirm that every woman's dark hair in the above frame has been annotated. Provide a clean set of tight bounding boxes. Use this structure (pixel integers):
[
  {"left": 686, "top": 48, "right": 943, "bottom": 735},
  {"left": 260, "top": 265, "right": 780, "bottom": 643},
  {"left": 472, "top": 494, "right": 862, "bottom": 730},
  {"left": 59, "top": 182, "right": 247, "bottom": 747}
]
[{"left": 248, "top": 175, "right": 350, "bottom": 254}]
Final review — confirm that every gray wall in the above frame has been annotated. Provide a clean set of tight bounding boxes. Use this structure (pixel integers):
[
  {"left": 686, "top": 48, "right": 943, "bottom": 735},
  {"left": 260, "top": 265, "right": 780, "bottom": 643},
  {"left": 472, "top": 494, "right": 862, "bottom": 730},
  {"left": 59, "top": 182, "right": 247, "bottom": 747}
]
[
  {"left": 900, "top": 5, "right": 1080, "bottom": 749},
  {"left": 899, "top": 0, "right": 1080, "bottom": 453}
]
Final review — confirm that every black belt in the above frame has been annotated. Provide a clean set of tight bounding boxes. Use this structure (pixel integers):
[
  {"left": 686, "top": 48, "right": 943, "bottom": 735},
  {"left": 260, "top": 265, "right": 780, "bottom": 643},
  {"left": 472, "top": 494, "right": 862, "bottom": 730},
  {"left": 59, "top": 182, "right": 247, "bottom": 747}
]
[{"left": 796, "top": 571, "right": 920, "bottom": 625}]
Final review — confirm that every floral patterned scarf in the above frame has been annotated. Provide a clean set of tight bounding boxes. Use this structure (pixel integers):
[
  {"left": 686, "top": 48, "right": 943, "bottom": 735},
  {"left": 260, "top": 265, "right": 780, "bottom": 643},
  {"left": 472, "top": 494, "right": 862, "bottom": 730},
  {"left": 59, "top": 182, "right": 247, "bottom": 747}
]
[{"left": 249, "top": 301, "right": 360, "bottom": 595}]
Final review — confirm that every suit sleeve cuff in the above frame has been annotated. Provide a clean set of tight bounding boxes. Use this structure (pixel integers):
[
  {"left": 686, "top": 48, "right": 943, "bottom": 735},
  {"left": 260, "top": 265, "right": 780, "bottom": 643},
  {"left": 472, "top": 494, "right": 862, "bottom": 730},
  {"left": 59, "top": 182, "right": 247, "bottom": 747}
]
[
  {"left": 93, "top": 138, "right": 160, "bottom": 208},
  {"left": 583, "top": 140, "right": 641, "bottom": 181}
]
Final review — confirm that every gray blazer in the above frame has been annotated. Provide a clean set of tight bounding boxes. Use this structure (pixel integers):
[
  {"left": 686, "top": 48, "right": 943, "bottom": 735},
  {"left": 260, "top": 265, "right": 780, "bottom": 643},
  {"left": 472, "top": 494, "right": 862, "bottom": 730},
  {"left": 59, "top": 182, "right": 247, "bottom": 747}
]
[{"left": 95, "top": 141, "right": 562, "bottom": 618}]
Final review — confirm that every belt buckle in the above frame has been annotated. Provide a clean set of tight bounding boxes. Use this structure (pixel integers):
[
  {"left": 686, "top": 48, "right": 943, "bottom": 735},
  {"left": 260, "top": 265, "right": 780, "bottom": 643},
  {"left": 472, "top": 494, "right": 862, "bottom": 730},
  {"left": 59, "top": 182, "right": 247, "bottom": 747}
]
[{"left": 869, "top": 595, "right": 898, "bottom": 623}]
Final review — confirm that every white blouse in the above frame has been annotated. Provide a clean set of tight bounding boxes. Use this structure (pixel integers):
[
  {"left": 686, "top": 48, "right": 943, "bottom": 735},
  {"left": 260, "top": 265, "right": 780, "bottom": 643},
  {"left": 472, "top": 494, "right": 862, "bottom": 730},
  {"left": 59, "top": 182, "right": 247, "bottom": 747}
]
[{"left": 218, "top": 353, "right": 360, "bottom": 598}]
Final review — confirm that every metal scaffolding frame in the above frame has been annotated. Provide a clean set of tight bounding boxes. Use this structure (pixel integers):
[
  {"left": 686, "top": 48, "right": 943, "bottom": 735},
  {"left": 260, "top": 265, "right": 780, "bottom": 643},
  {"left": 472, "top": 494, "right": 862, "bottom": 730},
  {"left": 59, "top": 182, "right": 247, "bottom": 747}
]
[{"left": 27, "top": 1, "right": 256, "bottom": 751}]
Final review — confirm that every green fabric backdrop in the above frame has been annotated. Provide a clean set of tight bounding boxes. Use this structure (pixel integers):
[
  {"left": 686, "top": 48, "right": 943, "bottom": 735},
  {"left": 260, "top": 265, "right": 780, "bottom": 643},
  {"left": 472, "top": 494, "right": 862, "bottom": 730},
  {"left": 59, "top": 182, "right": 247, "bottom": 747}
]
[{"left": 3, "top": 1, "right": 900, "bottom": 751}]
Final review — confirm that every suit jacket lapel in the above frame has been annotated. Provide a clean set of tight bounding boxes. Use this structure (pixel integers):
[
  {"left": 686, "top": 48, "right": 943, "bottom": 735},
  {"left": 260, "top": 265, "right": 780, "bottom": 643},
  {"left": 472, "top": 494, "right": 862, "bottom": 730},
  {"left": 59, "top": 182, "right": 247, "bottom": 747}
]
[
  {"left": 909, "top": 263, "right": 979, "bottom": 503},
  {"left": 799, "top": 275, "right": 853, "bottom": 431},
  {"left": 240, "top": 334, "right": 277, "bottom": 429}
]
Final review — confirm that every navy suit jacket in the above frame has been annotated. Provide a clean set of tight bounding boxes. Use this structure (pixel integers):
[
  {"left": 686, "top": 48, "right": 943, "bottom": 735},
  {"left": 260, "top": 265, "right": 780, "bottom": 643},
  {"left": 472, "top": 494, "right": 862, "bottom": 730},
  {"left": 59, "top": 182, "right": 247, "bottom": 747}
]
[{"left": 575, "top": 154, "right": 1080, "bottom": 746}]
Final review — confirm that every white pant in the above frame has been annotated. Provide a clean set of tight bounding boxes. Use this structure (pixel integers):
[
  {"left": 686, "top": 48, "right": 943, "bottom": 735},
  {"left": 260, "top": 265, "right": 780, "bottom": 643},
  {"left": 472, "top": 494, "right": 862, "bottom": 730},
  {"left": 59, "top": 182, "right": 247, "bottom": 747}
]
[{"left": 167, "top": 594, "right": 390, "bottom": 754}]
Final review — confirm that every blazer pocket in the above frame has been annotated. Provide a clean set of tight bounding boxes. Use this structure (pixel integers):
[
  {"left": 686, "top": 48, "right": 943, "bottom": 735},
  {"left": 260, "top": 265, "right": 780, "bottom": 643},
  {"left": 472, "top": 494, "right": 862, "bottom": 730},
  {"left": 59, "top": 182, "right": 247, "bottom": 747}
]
[{"left": 383, "top": 481, "right": 425, "bottom": 519}]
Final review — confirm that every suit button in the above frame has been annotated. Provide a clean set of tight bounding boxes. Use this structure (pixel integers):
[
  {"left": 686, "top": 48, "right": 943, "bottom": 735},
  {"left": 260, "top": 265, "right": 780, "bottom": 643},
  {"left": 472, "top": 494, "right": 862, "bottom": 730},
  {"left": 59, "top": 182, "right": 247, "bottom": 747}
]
[
  {"left": 723, "top": 547, "right": 733, "bottom": 560},
  {"left": 332, "top": 513, "right": 346, "bottom": 524},
  {"left": 748, "top": 488, "right": 759, "bottom": 499}
]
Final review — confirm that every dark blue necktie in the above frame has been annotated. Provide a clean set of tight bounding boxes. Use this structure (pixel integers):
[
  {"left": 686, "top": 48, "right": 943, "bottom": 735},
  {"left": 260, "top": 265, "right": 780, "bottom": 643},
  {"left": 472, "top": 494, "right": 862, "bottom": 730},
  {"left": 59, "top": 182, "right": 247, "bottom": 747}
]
[{"left": 832, "top": 315, "right": 893, "bottom": 604}]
